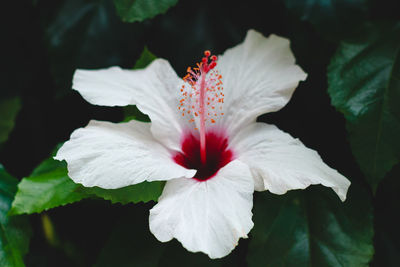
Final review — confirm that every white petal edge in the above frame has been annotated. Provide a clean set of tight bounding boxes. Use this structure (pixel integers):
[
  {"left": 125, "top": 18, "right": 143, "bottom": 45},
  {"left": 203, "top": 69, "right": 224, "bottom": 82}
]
[
  {"left": 230, "top": 123, "right": 350, "bottom": 201},
  {"left": 149, "top": 160, "right": 254, "bottom": 259},
  {"left": 55, "top": 120, "right": 195, "bottom": 189},
  {"left": 73, "top": 59, "right": 190, "bottom": 151},
  {"left": 215, "top": 29, "right": 307, "bottom": 136}
]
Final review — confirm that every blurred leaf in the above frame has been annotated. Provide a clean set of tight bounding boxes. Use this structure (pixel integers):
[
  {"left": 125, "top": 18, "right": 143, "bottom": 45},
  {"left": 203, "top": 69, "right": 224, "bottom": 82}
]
[
  {"left": 0, "top": 164, "right": 31, "bottom": 267},
  {"left": 42, "top": 0, "right": 144, "bottom": 97},
  {"left": 158, "top": 241, "right": 223, "bottom": 267},
  {"left": 94, "top": 208, "right": 225, "bottom": 267},
  {"left": 284, "top": 0, "right": 368, "bottom": 40},
  {"left": 133, "top": 46, "right": 157, "bottom": 69},
  {"left": 372, "top": 163, "right": 400, "bottom": 266},
  {"left": 0, "top": 97, "right": 21, "bottom": 145},
  {"left": 247, "top": 185, "right": 373, "bottom": 266},
  {"left": 114, "top": 0, "right": 178, "bottom": 23},
  {"left": 9, "top": 159, "right": 87, "bottom": 215},
  {"left": 11, "top": 155, "right": 163, "bottom": 215},
  {"left": 94, "top": 206, "right": 164, "bottom": 267},
  {"left": 328, "top": 22, "right": 400, "bottom": 192}
]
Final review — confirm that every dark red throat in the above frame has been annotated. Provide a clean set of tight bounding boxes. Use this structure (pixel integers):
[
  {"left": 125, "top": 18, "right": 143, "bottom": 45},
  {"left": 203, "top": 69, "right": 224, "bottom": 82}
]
[{"left": 173, "top": 132, "right": 233, "bottom": 181}]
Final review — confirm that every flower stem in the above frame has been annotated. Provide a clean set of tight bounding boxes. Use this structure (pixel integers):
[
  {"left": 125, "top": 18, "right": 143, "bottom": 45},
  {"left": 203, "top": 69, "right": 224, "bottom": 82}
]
[{"left": 199, "top": 72, "right": 206, "bottom": 165}]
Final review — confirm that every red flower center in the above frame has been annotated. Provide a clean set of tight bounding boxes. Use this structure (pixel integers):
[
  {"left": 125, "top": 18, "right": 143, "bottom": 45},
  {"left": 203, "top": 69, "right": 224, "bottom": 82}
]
[{"left": 173, "top": 131, "right": 234, "bottom": 181}]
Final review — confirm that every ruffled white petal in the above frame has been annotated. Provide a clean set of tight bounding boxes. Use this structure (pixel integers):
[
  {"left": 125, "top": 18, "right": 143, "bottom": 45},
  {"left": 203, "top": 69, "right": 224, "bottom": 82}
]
[
  {"left": 73, "top": 59, "right": 190, "bottom": 151},
  {"left": 149, "top": 160, "right": 254, "bottom": 259},
  {"left": 230, "top": 123, "right": 350, "bottom": 201},
  {"left": 216, "top": 29, "right": 307, "bottom": 136},
  {"left": 55, "top": 120, "right": 195, "bottom": 189}
]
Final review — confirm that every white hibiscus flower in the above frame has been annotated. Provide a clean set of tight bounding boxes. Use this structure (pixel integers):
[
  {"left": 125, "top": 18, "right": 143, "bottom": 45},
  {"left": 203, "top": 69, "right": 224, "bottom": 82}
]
[{"left": 55, "top": 29, "right": 350, "bottom": 259}]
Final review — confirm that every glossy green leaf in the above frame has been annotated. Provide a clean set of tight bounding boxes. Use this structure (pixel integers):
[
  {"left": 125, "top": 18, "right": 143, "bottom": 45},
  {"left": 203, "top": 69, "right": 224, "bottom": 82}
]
[
  {"left": 0, "top": 165, "right": 31, "bottom": 267},
  {"left": 11, "top": 155, "right": 163, "bottom": 215},
  {"left": 284, "top": 0, "right": 368, "bottom": 40},
  {"left": 0, "top": 97, "right": 21, "bottom": 145},
  {"left": 247, "top": 185, "right": 373, "bottom": 267},
  {"left": 9, "top": 159, "right": 87, "bottom": 215},
  {"left": 114, "top": 0, "right": 178, "bottom": 23},
  {"left": 328, "top": 22, "right": 400, "bottom": 191}
]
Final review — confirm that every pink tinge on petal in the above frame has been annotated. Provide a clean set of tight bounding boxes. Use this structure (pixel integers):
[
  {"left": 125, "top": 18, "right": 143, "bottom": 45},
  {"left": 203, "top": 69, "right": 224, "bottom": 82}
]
[{"left": 173, "top": 131, "right": 234, "bottom": 181}]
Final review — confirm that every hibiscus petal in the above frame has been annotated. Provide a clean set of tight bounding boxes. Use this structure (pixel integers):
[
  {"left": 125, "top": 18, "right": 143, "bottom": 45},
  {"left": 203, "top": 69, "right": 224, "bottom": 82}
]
[
  {"left": 216, "top": 29, "right": 307, "bottom": 135},
  {"left": 73, "top": 59, "right": 189, "bottom": 150},
  {"left": 55, "top": 120, "right": 196, "bottom": 189},
  {"left": 149, "top": 160, "right": 254, "bottom": 259},
  {"left": 72, "top": 66, "right": 139, "bottom": 106},
  {"left": 230, "top": 123, "right": 350, "bottom": 201}
]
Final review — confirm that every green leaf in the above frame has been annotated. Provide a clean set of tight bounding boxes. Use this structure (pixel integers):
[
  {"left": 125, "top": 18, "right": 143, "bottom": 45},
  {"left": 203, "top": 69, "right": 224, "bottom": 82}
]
[
  {"left": 83, "top": 181, "right": 163, "bottom": 205},
  {"left": 0, "top": 97, "right": 21, "bottom": 145},
  {"left": 0, "top": 165, "right": 31, "bottom": 267},
  {"left": 133, "top": 46, "right": 157, "bottom": 69},
  {"left": 123, "top": 105, "right": 150, "bottom": 122},
  {"left": 247, "top": 185, "right": 374, "bottom": 267},
  {"left": 114, "top": 0, "right": 178, "bottom": 23},
  {"left": 284, "top": 0, "right": 368, "bottom": 40},
  {"left": 11, "top": 155, "right": 163, "bottom": 215},
  {"left": 327, "top": 22, "right": 400, "bottom": 191},
  {"left": 9, "top": 159, "right": 87, "bottom": 215}
]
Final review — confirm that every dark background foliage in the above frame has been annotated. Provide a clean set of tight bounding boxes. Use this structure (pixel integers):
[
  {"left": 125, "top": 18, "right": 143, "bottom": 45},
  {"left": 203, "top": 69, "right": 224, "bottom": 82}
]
[{"left": 0, "top": 0, "right": 399, "bottom": 266}]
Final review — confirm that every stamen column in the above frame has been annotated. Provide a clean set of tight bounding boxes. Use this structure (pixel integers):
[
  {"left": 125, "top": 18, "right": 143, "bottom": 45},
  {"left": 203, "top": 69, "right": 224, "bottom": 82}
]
[
  {"left": 180, "top": 50, "right": 220, "bottom": 165},
  {"left": 199, "top": 70, "right": 207, "bottom": 164}
]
